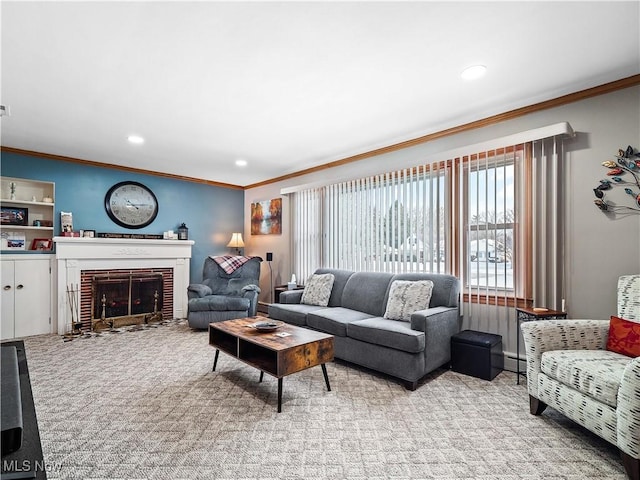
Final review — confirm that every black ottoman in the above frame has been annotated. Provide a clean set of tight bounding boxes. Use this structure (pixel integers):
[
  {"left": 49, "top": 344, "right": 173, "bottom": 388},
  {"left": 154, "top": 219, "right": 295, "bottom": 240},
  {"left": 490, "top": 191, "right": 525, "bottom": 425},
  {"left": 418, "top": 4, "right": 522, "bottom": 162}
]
[{"left": 451, "top": 330, "right": 504, "bottom": 381}]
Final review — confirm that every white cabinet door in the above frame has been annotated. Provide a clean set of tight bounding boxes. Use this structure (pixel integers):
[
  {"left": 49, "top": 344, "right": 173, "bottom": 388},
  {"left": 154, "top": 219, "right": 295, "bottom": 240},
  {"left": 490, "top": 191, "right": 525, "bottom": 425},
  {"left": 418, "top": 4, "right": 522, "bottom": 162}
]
[
  {"left": 1, "top": 260, "right": 16, "bottom": 340},
  {"left": 14, "top": 259, "right": 51, "bottom": 337},
  {"left": 1, "top": 257, "right": 51, "bottom": 339}
]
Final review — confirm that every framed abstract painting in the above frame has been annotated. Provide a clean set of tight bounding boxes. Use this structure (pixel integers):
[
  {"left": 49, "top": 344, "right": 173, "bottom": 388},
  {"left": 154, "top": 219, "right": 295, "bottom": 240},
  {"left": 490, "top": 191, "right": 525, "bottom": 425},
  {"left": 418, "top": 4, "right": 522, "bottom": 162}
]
[{"left": 251, "top": 198, "right": 282, "bottom": 235}]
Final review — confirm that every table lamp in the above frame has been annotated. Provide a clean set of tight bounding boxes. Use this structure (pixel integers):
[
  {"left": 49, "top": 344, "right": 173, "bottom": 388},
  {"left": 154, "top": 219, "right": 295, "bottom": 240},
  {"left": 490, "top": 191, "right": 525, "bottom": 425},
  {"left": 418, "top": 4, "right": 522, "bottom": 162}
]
[{"left": 227, "top": 233, "right": 244, "bottom": 255}]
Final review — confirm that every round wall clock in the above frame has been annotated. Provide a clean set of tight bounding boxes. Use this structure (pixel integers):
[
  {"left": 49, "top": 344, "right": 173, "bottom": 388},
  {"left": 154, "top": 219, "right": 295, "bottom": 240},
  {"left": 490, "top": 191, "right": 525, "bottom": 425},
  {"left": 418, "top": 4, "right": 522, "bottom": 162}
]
[{"left": 104, "top": 181, "right": 159, "bottom": 229}]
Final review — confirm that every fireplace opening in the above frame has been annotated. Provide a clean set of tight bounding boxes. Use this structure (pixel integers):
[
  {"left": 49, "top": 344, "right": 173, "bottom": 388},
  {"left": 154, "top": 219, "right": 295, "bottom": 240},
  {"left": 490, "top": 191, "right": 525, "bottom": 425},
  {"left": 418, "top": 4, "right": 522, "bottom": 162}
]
[{"left": 91, "top": 273, "right": 163, "bottom": 330}]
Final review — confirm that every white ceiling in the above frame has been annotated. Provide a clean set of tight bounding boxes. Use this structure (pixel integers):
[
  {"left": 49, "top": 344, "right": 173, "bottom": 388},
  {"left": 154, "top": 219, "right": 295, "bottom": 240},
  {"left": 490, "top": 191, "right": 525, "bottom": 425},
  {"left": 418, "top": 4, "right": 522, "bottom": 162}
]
[{"left": 1, "top": 2, "right": 639, "bottom": 188}]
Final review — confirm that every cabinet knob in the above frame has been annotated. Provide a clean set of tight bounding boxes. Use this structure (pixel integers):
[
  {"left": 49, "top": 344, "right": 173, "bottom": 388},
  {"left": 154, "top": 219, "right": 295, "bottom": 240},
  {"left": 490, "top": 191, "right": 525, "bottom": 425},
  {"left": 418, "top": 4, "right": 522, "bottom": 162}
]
[
  {"left": 3, "top": 285, "right": 11, "bottom": 291},
  {"left": 16, "top": 284, "right": 24, "bottom": 290}
]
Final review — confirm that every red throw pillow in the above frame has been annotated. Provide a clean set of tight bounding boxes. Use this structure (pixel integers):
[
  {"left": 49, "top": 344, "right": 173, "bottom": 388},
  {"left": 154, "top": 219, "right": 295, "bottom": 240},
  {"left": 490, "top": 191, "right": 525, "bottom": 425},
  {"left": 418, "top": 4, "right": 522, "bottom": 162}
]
[{"left": 607, "top": 315, "right": 640, "bottom": 357}]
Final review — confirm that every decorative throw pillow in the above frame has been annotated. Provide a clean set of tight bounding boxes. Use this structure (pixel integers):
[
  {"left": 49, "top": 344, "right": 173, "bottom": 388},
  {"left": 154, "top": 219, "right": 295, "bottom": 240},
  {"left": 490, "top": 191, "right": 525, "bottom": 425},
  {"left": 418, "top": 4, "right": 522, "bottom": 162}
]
[
  {"left": 384, "top": 280, "right": 434, "bottom": 322},
  {"left": 300, "top": 273, "right": 335, "bottom": 307},
  {"left": 606, "top": 315, "right": 640, "bottom": 357}
]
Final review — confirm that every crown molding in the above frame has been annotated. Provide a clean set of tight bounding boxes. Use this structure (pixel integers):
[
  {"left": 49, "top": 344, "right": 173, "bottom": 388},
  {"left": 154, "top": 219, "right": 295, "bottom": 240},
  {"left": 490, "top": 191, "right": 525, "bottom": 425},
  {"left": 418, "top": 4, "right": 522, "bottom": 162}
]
[
  {"left": 245, "top": 74, "right": 640, "bottom": 190},
  {"left": 0, "top": 146, "right": 244, "bottom": 190}
]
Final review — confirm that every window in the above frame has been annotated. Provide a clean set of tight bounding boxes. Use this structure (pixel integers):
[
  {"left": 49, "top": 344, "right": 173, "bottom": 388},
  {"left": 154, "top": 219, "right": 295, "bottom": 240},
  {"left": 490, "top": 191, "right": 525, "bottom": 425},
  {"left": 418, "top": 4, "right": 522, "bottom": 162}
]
[
  {"left": 293, "top": 154, "right": 518, "bottom": 302},
  {"left": 292, "top": 127, "right": 569, "bottom": 308},
  {"left": 464, "top": 153, "right": 517, "bottom": 291},
  {"left": 319, "top": 166, "right": 446, "bottom": 276}
]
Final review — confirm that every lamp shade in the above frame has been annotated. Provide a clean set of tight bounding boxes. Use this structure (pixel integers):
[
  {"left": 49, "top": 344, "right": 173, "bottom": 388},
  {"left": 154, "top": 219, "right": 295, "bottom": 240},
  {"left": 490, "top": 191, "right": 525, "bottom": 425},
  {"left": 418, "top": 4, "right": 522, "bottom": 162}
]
[{"left": 226, "top": 233, "right": 245, "bottom": 248}]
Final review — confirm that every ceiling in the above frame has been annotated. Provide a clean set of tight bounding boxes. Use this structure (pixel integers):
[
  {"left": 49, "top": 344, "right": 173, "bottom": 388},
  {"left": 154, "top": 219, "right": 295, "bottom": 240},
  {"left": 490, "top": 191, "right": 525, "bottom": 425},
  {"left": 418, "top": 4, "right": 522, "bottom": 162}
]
[{"left": 1, "top": 2, "right": 639, "bottom": 188}]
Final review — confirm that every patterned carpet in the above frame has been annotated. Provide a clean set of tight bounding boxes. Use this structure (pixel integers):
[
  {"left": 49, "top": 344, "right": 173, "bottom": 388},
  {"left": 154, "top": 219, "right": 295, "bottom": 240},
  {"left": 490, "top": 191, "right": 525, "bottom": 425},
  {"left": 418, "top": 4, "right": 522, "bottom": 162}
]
[{"left": 19, "top": 320, "right": 626, "bottom": 480}]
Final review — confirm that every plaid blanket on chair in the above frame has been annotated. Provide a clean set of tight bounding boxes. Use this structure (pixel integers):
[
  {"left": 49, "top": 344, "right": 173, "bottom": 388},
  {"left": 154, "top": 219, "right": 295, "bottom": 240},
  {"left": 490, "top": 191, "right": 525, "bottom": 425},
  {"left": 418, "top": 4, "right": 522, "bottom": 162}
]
[{"left": 210, "top": 255, "right": 257, "bottom": 275}]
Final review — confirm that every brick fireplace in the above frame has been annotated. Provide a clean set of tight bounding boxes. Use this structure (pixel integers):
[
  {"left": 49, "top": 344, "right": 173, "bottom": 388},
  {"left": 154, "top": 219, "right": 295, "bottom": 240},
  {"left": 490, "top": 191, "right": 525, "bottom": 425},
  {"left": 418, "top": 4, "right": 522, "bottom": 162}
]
[
  {"left": 54, "top": 237, "right": 194, "bottom": 335},
  {"left": 80, "top": 268, "right": 173, "bottom": 331}
]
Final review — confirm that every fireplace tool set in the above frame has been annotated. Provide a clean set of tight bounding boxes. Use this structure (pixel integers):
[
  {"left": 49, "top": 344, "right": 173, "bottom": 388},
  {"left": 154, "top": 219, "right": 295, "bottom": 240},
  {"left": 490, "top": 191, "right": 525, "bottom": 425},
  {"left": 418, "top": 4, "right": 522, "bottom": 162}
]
[{"left": 64, "top": 284, "right": 83, "bottom": 340}]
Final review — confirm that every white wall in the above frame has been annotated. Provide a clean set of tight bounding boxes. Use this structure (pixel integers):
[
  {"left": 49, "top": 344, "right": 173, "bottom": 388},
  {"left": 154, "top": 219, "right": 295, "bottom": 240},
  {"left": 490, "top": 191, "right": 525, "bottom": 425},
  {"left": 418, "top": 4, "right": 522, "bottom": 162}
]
[{"left": 245, "top": 86, "right": 640, "bottom": 334}]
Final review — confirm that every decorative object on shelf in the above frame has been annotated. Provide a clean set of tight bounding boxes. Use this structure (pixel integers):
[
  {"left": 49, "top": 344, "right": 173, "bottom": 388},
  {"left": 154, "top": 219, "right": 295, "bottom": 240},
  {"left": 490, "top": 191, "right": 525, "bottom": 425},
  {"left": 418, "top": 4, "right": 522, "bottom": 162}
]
[
  {"left": 61, "top": 211, "right": 73, "bottom": 232},
  {"left": 251, "top": 198, "right": 282, "bottom": 235},
  {"left": 82, "top": 230, "right": 95, "bottom": 238},
  {"left": 0, "top": 206, "right": 28, "bottom": 226},
  {"left": 177, "top": 223, "right": 188, "bottom": 240},
  {"left": 226, "top": 232, "right": 244, "bottom": 254},
  {"left": 9, "top": 181, "right": 16, "bottom": 200},
  {"left": 30, "top": 238, "right": 52, "bottom": 251},
  {"left": 593, "top": 145, "right": 640, "bottom": 214},
  {"left": 1, "top": 232, "right": 26, "bottom": 250},
  {"left": 104, "top": 181, "right": 158, "bottom": 229},
  {"left": 42, "top": 196, "right": 53, "bottom": 203}
]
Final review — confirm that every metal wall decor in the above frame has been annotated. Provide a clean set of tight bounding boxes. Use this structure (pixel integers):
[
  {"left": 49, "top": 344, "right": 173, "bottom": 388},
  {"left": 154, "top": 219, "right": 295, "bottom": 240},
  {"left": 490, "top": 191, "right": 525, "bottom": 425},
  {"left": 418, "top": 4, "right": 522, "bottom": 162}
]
[{"left": 594, "top": 145, "right": 640, "bottom": 215}]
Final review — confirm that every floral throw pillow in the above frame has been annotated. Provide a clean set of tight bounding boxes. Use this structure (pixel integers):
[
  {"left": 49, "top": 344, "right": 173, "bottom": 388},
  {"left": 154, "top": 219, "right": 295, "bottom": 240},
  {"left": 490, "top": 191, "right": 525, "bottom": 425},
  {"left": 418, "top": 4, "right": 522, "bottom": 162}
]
[
  {"left": 384, "top": 280, "right": 434, "bottom": 322},
  {"left": 300, "top": 273, "right": 335, "bottom": 307},
  {"left": 606, "top": 315, "right": 640, "bottom": 357}
]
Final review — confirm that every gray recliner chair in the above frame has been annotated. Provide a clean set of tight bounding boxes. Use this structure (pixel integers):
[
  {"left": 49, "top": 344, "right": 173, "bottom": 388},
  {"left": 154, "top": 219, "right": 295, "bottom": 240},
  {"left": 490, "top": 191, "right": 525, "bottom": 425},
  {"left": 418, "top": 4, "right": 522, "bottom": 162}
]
[{"left": 187, "top": 256, "right": 262, "bottom": 329}]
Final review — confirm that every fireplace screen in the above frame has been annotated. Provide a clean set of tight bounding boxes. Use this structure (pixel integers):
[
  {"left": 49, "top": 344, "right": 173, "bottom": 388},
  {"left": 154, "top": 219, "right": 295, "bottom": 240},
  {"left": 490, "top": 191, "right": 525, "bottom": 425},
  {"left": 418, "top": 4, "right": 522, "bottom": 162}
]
[{"left": 92, "top": 273, "right": 163, "bottom": 328}]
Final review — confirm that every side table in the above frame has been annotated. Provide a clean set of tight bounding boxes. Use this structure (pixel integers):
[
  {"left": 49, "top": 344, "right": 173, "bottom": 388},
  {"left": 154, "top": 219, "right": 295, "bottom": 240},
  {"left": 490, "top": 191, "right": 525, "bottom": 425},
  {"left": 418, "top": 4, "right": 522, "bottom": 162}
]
[
  {"left": 515, "top": 306, "right": 567, "bottom": 385},
  {"left": 274, "top": 284, "right": 304, "bottom": 303}
]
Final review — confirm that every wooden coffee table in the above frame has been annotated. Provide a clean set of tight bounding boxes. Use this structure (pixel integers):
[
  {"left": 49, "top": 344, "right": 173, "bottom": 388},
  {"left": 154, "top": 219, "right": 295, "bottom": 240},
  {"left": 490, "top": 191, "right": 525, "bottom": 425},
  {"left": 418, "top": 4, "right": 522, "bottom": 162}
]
[{"left": 209, "top": 317, "right": 334, "bottom": 412}]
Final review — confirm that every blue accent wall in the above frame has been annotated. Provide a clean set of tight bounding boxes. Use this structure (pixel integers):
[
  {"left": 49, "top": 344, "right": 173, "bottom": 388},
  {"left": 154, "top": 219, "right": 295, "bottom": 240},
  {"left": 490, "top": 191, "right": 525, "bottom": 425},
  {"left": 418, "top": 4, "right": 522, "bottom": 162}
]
[{"left": 1, "top": 151, "right": 245, "bottom": 283}]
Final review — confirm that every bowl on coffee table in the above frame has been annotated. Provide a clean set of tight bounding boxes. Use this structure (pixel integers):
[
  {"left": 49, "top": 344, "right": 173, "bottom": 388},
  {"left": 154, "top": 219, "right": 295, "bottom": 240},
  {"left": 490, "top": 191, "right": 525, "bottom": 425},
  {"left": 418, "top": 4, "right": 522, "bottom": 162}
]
[{"left": 251, "top": 320, "right": 284, "bottom": 332}]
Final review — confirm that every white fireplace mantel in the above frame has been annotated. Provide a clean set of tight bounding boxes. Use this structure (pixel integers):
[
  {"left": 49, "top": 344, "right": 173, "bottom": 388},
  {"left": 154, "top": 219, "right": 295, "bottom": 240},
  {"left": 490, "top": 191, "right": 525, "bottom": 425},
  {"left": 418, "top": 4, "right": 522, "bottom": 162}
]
[{"left": 53, "top": 237, "right": 194, "bottom": 334}]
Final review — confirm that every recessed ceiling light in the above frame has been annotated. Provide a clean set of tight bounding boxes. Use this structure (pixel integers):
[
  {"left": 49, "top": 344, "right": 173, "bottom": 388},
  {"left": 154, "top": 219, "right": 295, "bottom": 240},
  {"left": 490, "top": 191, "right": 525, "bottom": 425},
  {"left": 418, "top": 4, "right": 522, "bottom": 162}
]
[
  {"left": 461, "top": 65, "right": 487, "bottom": 81},
  {"left": 235, "top": 159, "right": 248, "bottom": 167},
  {"left": 127, "top": 135, "right": 144, "bottom": 144}
]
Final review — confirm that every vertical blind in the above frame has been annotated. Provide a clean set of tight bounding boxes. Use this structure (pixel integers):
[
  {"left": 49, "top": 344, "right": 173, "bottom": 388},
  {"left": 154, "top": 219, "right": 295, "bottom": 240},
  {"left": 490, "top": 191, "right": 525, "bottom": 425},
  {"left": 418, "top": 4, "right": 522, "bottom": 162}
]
[{"left": 293, "top": 163, "right": 447, "bottom": 283}]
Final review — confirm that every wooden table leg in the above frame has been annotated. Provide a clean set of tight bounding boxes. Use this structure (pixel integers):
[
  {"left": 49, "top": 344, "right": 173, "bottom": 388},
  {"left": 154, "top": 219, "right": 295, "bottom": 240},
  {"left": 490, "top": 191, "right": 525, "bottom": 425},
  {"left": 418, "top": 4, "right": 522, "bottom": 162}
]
[
  {"left": 277, "top": 378, "right": 283, "bottom": 413},
  {"left": 212, "top": 349, "right": 219, "bottom": 372},
  {"left": 321, "top": 363, "right": 331, "bottom": 391}
]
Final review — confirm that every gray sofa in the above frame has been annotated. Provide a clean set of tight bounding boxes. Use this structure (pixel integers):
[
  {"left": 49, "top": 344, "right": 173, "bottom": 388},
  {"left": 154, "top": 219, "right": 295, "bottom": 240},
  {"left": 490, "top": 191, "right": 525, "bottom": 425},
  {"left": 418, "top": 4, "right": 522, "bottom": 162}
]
[{"left": 268, "top": 268, "right": 461, "bottom": 390}]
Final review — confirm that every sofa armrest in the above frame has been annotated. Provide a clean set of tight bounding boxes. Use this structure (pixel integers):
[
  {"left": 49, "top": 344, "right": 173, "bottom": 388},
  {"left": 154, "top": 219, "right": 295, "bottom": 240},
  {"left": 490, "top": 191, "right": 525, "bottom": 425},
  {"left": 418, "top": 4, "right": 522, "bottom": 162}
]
[
  {"left": 617, "top": 357, "right": 640, "bottom": 459},
  {"left": 241, "top": 285, "right": 261, "bottom": 317},
  {"left": 520, "top": 319, "right": 609, "bottom": 398},
  {"left": 279, "top": 289, "right": 304, "bottom": 304},
  {"left": 410, "top": 306, "right": 461, "bottom": 371},
  {"left": 410, "top": 306, "right": 458, "bottom": 331},
  {"left": 187, "top": 283, "right": 212, "bottom": 299}
]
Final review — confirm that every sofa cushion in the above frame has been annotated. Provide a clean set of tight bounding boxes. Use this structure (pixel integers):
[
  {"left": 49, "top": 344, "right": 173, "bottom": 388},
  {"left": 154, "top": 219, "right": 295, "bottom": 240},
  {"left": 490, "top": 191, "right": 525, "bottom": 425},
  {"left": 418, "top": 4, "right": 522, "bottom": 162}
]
[
  {"left": 384, "top": 280, "right": 434, "bottom": 321},
  {"left": 314, "top": 268, "right": 355, "bottom": 307},
  {"left": 341, "top": 272, "right": 394, "bottom": 316},
  {"left": 188, "top": 295, "right": 249, "bottom": 312},
  {"left": 307, "top": 308, "right": 374, "bottom": 337},
  {"left": 301, "top": 273, "right": 335, "bottom": 307},
  {"left": 606, "top": 315, "right": 640, "bottom": 357},
  {"left": 347, "top": 317, "right": 425, "bottom": 353},
  {"left": 540, "top": 349, "right": 630, "bottom": 408},
  {"left": 389, "top": 273, "right": 460, "bottom": 308},
  {"left": 267, "top": 304, "right": 327, "bottom": 327}
]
